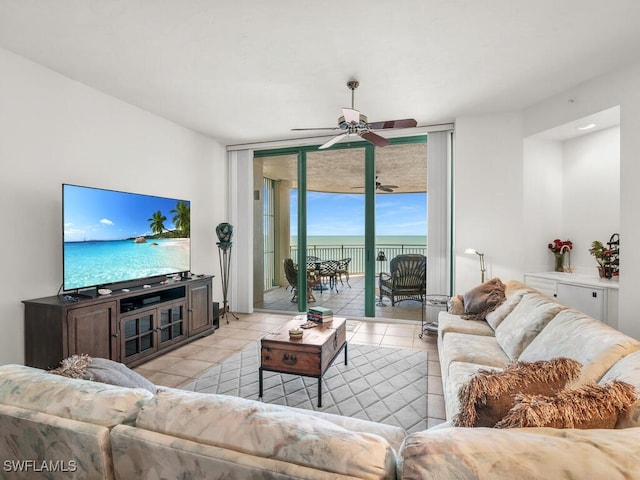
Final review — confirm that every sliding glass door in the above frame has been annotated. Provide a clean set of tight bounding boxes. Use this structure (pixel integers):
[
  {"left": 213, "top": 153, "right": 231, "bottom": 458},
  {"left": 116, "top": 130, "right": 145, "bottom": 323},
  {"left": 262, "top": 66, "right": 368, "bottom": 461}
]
[{"left": 254, "top": 136, "right": 429, "bottom": 320}]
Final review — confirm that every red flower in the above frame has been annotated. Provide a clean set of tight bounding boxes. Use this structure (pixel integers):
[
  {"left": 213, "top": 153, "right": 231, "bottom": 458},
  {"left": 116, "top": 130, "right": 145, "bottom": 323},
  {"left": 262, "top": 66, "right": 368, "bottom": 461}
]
[{"left": 548, "top": 238, "right": 572, "bottom": 253}]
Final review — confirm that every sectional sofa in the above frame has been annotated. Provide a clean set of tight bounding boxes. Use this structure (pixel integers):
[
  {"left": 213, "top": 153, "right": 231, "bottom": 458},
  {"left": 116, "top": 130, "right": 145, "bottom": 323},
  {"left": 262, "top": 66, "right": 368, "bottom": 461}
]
[
  {"left": 0, "top": 363, "right": 404, "bottom": 479},
  {"left": 398, "top": 279, "right": 640, "bottom": 478},
  {"left": 1, "top": 279, "right": 639, "bottom": 479}
]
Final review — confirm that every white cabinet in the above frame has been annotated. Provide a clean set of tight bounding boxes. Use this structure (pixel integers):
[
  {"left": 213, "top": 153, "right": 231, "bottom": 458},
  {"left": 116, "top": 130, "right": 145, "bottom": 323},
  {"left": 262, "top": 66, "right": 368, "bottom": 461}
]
[
  {"left": 556, "top": 283, "right": 604, "bottom": 322},
  {"left": 523, "top": 272, "right": 618, "bottom": 327},
  {"left": 522, "top": 275, "right": 557, "bottom": 298}
]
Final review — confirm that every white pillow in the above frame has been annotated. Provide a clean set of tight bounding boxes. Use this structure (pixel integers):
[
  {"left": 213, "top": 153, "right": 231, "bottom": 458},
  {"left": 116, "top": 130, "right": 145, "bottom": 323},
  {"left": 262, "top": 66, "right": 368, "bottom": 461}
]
[{"left": 494, "top": 293, "right": 564, "bottom": 360}]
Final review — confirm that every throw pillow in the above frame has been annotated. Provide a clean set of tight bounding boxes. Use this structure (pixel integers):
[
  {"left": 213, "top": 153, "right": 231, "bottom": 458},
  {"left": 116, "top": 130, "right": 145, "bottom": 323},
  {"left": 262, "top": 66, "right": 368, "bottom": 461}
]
[
  {"left": 493, "top": 293, "right": 565, "bottom": 360},
  {"left": 50, "top": 354, "right": 157, "bottom": 394},
  {"left": 495, "top": 381, "right": 638, "bottom": 429},
  {"left": 454, "top": 357, "right": 582, "bottom": 428},
  {"left": 485, "top": 281, "right": 536, "bottom": 330},
  {"left": 462, "top": 278, "right": 506, "bottom": 321},
  {"left": 449, "top": 295, "right": 465, "bottom": 315}
]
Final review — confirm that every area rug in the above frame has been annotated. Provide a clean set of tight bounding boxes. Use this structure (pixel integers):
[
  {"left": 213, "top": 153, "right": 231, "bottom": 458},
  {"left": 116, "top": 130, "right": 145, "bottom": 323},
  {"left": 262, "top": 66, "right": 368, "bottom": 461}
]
[{"left": 182, "top": 343, "right": 428, "bottom": 433}]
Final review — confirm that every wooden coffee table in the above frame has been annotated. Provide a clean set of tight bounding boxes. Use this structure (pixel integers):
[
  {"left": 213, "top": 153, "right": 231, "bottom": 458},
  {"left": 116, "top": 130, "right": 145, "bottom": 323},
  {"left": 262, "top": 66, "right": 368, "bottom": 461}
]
[{"left": 259, "top": 317, "right": 347, "bottom": 407}]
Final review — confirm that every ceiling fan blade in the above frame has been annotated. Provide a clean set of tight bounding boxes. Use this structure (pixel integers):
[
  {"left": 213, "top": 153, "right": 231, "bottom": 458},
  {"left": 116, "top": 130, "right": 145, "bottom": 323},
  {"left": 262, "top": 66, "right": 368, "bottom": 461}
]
[
  {"left": 378, "top": 186, "right": 394, "bottom": 192},
  {"left": 360, "top": 131, "right": 390, "bottom": 147},
  {"left": 367, "top": 118, "right": 418, "bottom": 130},
  {"left": 342, "top": 108, "right": 361, "bottom": 125},
  {"left": 319, "top": 133, "right": 348, "bottom": 149},
  {"left": 381, "top": 184, "right": 398, "bottom": 189},
  {"left": 291, "top": 127, "right": 339, "bottom": 131}
]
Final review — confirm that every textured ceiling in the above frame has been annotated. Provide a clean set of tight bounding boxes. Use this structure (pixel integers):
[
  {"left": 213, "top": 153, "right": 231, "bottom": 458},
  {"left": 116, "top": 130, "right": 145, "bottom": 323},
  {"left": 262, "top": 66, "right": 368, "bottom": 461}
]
[
  {"left": 262, "top": 142, "right": 428, "bottom": 194},
  {"left": 0, "top": 1, "right": 637, "bottom": 147}
]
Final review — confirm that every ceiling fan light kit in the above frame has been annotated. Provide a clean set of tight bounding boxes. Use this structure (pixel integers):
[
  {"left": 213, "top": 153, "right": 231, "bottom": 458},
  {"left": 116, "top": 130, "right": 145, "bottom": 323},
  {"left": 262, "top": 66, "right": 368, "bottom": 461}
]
[{"left": 292, "top": 80, "right": 417, "bottom": 149}]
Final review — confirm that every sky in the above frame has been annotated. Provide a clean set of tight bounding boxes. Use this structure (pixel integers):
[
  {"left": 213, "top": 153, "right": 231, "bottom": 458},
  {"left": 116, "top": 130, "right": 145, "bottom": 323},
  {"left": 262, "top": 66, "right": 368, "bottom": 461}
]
[
  {"left": 290, "top": 190, "right": 427, "bottom": 236},
  {"left": 63, "top": 184, "right": 188, "bottom": 242}
]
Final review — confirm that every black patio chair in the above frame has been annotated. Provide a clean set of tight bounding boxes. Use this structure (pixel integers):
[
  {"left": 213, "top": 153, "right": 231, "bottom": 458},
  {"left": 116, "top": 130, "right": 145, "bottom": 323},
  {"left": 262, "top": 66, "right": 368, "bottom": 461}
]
[
  {"left": 379, "top": 254, "right": 426, "bottom": 306},
  {"left": 320, "top": 259, "right": 340, "bottom": 292},
  {"left": 336, "top": 258, "right": 352, "bottom": 287},
  {"left": 283, "top": 258, "right": 321, "bottom": 302}
]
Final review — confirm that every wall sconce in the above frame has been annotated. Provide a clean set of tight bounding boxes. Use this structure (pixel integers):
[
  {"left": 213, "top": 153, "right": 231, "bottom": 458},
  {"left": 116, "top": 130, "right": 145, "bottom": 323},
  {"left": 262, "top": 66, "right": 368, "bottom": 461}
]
[{"left": 465, "top": 248, "right": 486, "bottom": 283}]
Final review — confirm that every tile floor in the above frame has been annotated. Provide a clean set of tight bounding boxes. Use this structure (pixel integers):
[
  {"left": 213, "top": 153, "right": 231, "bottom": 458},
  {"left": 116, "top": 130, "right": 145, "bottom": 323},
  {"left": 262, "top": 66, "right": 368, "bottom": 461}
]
[
  {"left": 255, "top": 274, "right": 441, "bottom": 323},
  {"left": 134, "top": 311, "right": 446, "bottom": 428}
]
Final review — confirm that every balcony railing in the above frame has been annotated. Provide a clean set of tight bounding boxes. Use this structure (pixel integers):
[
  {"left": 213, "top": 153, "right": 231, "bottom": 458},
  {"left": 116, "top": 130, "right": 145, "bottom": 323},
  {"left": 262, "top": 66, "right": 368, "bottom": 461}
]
[{"left": 290, "top": 243, "right": 427, "bottom": 275}]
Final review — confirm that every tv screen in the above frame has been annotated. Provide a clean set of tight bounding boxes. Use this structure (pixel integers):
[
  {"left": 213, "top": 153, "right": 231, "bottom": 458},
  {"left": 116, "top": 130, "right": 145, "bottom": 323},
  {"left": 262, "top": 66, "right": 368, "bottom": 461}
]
[{"left": 63, "top": 184, "right": 191, "bottom": 291}]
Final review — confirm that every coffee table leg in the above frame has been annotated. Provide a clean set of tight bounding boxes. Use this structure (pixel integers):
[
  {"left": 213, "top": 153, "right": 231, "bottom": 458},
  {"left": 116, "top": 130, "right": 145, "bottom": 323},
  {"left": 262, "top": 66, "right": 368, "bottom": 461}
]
[
  {"left": 318, "top": 377, "right": 322, "bottom": 407},
  {"left": 259, "top": 367, "right": 263, "bottom": 399}
]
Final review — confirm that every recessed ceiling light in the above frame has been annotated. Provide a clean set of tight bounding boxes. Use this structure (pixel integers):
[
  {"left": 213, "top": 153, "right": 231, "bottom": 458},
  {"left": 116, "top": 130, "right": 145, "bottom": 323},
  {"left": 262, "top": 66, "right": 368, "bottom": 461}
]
[{"left": 576, "top": 123, "right": 596, "bottom": 131}]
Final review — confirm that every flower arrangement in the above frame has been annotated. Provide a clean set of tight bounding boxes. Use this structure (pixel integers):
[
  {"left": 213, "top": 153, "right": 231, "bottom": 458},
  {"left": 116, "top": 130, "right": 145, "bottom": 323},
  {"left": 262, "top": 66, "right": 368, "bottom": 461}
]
[
  {"left": 548, "top": 239, "right": 572, "bottom": 272},
  {"left": 548, "top": 239, "right": 573, "bottom": 253}
]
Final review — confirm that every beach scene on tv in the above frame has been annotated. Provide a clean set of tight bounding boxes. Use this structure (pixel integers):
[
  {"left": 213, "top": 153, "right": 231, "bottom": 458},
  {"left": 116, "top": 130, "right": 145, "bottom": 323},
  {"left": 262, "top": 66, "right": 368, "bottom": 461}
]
[{"left": 63, "top": 185, "right": 190, "bottom": 291}]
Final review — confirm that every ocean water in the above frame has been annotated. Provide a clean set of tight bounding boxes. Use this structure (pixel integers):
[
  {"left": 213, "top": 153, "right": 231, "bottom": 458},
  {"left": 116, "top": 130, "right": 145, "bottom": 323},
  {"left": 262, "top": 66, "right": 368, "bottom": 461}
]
[
  {"left": 292, "top": 235, "right": 426, "bottom": 246},
  {"left": 63, "top": 238, "right": 190, "bottom": 290}
]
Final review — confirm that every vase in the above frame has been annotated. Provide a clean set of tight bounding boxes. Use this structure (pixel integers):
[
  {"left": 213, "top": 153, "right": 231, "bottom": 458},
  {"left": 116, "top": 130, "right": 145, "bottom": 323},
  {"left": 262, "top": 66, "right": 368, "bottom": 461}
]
[
  {"left": 216, "top": 222, "right": 234, "bottom": 246},
  {"left": 554, "top": 252, "right": 565, "bottom": 272}
]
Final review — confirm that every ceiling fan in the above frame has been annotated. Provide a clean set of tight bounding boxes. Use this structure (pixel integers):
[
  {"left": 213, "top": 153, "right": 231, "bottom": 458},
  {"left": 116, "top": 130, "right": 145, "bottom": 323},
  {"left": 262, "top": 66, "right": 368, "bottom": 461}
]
[
  {"left": 292, "top": 80, "right": 418, "bottom": 149},
  {"left": 352, "top": 176, "right": 398, "bottom": 193}
]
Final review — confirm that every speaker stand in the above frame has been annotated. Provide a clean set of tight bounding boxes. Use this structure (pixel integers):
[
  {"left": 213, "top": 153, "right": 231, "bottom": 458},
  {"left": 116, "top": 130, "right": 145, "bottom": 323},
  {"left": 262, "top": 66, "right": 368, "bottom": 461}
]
[{"left": 217, "top": 243, "right": 238, "bottom": 324}]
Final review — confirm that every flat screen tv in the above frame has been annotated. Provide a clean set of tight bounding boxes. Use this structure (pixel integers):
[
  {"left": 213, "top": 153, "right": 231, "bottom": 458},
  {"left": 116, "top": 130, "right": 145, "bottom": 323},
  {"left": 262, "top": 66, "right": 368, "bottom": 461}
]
[{"left": 63, "top": 184, "right": 191, "bottom": 292}]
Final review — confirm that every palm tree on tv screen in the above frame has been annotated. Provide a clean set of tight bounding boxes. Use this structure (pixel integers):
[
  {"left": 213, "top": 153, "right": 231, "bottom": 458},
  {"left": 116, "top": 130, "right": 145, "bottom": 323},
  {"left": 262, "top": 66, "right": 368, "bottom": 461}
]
[
  {"left": 170, "top": 200, "right": 190, "bottom": 237},
  {"left": 148, "top": 210, "right": 167, "bottom": 236}
]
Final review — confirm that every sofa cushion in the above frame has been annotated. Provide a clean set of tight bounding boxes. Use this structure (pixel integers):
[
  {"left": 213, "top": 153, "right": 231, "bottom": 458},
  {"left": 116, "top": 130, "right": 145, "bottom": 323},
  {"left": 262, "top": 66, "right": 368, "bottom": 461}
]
[
  {"left": 440, "top": 333, "right": 511, "bottom": 378},
  {"left": 437, "top": 311, "right": 494, "bottom": 342},
  {"left": 519, "top": 309, "right": 640, "bottom": 384},
  {"left": 600, "top": 350, "right": 640, "bottom": 428},
  {"left": 136, "top": 390, "right": 397, "bottom": 480},
  {"left": 50, "top": 354, "right": 157, "bottom": 394},
  {"left": 462, "top": 278, "right": 506, "bottom": 321},
  {"left": 0, "top": 364, "right": 152, "bottom": 427},
  {"left": 494, "top": 293, "right": 565, "bottom": 360},
  {"left": 0, "top": 404, "right": 114, "bottom": 479},
  {"left": 454, "top": 358, "right": 582, "bottom": 427},
  {"left": 288, "top": 406, "right": 406, "bottom": 453},
  {"left": 398, "top": 426, "right": 640, "bottom": 480},
  {"left": 495, "top": 381, "right": 638, "bottom": 429},
  {"left": 485, "top": 281, "right": 536, "bottom": 330},
  {"left": 112, "top": 424, "right": 347, "bottom": 480}
]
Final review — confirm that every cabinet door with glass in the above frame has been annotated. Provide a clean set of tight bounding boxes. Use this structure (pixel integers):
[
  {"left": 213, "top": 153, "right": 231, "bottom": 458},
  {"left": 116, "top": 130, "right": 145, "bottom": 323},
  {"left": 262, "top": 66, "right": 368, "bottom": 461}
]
[
  {"left": 120, "top": 308, "right": 158, "bottom": 364},
  {"left": 157, "top": 299, "right": 187, "bottom": 348}
]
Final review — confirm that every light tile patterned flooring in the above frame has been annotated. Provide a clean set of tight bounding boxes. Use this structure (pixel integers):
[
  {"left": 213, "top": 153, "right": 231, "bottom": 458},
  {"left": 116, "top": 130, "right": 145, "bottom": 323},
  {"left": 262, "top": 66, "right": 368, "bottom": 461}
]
[{"left": 134, "top": 311, "right": 446, "bottom": 428}]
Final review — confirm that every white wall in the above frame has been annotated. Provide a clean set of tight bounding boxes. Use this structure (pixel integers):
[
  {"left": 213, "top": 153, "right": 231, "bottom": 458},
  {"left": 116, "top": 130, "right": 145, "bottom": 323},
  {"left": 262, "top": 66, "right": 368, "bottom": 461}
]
[
  {"left": 521, "top": 126, "right": 620, "bottom": 275},
  {"left": 562, "top": 126, "right": 620, "bottom": 274},
  {"left": 523, "top": 62, "right": 640, "bottom": 340},
  {"left": 453, "top": 113, "right": 525, "bottom": 293},
  {"left": 453, "top": 60, "right": 640, "bottom": 339},
  {"left": 522, "top": 137, "right": 564, "bottom": 272},
  {"left": 0, "top": 48, "right": 227, "bottom": 364}
]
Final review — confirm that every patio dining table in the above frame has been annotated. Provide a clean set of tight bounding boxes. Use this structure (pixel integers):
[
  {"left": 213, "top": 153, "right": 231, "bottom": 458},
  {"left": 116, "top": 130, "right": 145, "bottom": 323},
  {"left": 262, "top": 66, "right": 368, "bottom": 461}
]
[{"left": 306, "top": 258, "right": 339, "bottom": 292}]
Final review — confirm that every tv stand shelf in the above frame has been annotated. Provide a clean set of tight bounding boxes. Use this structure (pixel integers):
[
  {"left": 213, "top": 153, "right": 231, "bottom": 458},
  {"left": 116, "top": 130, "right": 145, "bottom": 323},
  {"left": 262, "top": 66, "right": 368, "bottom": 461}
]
[
  {"left": 120, "top": 286, "right": 186, "bottom": 313},
  {"left": 23, "top": 275, "right": 218, "bottom": 369}
]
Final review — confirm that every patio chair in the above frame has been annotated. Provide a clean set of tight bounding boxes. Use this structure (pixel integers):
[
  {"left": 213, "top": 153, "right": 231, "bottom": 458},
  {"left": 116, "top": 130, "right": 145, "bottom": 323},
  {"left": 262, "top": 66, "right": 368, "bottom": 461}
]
[
  {"left": 379, "top": 254, "right": 426, "bottom": 306},
  {"left": 283, "top": 258, "right": 321, "bottom": 303},
  {"left": 336, "top": 258, "right": 352, "bottom": 287},
  {"left": 319, "top": 259, "right": 340, "bottom": 292}
]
